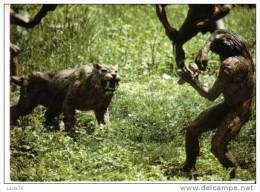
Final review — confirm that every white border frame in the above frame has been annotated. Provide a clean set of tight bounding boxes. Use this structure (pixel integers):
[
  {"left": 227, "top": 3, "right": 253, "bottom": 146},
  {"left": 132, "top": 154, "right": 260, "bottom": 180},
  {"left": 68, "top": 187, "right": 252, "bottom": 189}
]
[{"left": 1, "top": 0, "right": 259, "bottom": 192}]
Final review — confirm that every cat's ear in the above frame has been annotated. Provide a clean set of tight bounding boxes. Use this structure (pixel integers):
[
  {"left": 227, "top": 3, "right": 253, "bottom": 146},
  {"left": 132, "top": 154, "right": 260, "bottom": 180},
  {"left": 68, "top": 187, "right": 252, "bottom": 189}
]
[{"left": 93, "top": 63, "right": 102, "bottom": 70}]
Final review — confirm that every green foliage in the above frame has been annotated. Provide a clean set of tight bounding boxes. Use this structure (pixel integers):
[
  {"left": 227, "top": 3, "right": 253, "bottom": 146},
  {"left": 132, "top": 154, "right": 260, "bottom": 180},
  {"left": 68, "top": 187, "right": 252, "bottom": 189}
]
[{"left": 10, "top": 5, "right": 256, "bottom": 181}]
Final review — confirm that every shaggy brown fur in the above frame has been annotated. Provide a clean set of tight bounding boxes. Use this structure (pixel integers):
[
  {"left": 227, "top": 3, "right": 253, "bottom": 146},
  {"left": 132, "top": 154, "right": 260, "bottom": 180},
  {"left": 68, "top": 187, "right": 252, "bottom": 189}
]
[
  {"left": 178, "top": 30, "right": 254, "bottom": 178},
  {"left": 11, "top": 64, "right": 120, "bottom": 133}
]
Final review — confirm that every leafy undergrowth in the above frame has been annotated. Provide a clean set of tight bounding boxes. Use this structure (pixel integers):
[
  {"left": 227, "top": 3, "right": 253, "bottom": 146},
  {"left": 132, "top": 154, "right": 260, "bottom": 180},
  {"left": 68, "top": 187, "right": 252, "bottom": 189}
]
[{"left": 10, "top": 76, "right": 256, "bottom": 181}]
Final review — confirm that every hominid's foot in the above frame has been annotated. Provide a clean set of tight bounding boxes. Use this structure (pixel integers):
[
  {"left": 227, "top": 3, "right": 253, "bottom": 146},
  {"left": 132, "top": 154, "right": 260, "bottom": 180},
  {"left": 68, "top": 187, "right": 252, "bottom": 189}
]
[{"left": 166, "top": 163, "right": 198, "bottom": 180}]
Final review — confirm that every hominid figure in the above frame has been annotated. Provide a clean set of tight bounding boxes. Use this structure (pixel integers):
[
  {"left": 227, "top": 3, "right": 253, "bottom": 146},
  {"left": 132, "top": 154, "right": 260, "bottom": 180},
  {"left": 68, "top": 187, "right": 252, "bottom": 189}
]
[
  {"left": 179, "top": 30, "right": 254, "bottom": 178},
  {"left": 156, "top": 4, "right": 231, "bottom": 83}
]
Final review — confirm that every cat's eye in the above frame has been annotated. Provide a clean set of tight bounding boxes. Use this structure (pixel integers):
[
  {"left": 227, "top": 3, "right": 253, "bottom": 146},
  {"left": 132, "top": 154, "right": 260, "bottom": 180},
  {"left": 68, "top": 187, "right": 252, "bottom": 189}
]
[{"left": 101, "top": 69, "right": 108, "bottom": 73}]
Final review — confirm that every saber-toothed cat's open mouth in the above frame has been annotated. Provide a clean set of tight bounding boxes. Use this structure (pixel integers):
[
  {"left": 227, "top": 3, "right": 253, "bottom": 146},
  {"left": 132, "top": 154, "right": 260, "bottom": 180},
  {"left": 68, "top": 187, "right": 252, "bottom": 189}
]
[{"left": 101, "top": 79, "right": 120, "bottom": 91}]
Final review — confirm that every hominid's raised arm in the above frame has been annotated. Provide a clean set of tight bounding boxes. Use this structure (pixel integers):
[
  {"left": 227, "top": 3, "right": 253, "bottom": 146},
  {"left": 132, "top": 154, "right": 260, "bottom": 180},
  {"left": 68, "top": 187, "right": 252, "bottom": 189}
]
[
  {"left": 195, "top": 29, "right": 252, "bottom": 71},
  {"left": 194, "top": 31, "right": 220, "bottom": 70},
  {"left": 180, "top": 66, "right": 223, "bottom": 101},
  {"left": 195, "top": 30, "right": 229, "bottom": 71},
  {"left": 184, "top": 29, "right": 253, "bottom": 102}
]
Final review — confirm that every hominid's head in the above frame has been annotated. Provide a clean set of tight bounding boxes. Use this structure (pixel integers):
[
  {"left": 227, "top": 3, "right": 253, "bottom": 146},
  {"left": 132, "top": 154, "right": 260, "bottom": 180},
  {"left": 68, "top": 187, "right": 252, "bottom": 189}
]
[{"left": 210, "top": 30, "right": 251, "bottom": 59}]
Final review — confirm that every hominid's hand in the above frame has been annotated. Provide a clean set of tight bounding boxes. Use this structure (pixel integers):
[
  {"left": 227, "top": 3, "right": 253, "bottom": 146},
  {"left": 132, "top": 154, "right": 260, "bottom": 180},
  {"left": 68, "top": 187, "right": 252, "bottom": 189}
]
[
  {"left": 195, "top": 50, "right": 208, "bottom": 71},
  {"left": 178, "top": 66, "right": 195, "bottom": 85}
]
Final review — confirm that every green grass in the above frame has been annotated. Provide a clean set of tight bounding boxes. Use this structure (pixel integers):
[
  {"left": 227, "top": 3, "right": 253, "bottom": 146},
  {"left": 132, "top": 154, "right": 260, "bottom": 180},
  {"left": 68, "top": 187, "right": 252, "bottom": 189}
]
[{"left": 10, "top": 5, "right": 256, "bottom": 181}]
